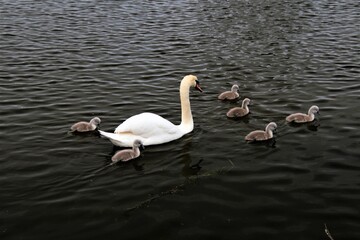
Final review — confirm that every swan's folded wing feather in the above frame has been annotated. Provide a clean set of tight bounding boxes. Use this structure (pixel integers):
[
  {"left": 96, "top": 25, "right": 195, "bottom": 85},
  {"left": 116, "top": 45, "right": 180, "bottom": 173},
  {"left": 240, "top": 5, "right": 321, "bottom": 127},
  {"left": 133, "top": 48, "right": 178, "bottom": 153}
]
[{"left": 115, "top": 112, "right": 179, "bottom": 137}]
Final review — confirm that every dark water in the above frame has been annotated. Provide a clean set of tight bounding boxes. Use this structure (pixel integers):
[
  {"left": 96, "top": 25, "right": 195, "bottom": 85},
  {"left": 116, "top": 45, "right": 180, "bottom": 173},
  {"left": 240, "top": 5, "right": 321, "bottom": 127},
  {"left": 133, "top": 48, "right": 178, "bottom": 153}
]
[{"left": 1, "top": 0, "right": 359, "bottom": 239}]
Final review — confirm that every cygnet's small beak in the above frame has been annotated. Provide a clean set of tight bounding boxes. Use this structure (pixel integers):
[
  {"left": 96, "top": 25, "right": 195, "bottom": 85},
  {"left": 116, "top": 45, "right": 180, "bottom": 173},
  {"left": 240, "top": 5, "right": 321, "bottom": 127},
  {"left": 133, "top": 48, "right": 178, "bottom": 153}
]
[{"left": 140, "top": 144, "right": 145, "bottom": 151}]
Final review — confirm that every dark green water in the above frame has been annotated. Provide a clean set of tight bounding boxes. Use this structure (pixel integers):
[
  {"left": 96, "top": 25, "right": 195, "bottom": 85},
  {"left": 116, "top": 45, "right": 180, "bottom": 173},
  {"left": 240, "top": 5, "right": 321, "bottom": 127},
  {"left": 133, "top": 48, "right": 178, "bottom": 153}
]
[{"left": 1, "top": 0, "right": 359, "bottom": 239}]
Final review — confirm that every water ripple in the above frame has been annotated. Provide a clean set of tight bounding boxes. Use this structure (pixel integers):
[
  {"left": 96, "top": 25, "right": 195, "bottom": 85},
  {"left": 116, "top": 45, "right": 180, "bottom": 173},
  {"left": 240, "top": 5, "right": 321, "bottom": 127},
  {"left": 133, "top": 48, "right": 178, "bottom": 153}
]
[{"left": 1, "top": 0, "right": 360, "bottom": 239}]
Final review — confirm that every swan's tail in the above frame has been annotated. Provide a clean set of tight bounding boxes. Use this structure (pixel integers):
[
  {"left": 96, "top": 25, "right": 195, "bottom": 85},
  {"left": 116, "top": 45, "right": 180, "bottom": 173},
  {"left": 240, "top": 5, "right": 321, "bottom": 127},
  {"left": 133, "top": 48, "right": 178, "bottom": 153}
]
[{"left": 99, "top": 130, "right": 128, "bottom": 147}]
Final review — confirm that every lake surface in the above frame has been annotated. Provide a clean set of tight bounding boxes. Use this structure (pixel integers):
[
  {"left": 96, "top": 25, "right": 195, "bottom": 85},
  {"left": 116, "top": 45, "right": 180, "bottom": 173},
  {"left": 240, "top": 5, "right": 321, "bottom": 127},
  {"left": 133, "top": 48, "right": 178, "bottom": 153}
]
[{"left": 1, "top": 0, "right": 359, "bottom": 239}]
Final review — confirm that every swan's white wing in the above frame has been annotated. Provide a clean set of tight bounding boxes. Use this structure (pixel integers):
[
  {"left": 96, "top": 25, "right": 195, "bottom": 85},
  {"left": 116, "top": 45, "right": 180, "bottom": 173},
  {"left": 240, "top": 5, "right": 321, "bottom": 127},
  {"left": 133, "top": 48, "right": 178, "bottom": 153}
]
[
  {"left": 99, "top": 112, "right": 184, "bottom": 147},
  {"left": 115, "top": 112, "right": 180, "bottom": 137},
  {"left": 98, "top": 130, "right": 138, "bottom": 147}
]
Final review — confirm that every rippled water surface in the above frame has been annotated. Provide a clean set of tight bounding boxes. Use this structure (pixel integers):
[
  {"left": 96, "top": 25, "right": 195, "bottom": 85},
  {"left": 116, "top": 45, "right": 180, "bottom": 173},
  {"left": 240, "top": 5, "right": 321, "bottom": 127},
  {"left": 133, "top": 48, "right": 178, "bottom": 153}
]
[{"left": 1, "top": 0, "right": 360, "bottom": 239}]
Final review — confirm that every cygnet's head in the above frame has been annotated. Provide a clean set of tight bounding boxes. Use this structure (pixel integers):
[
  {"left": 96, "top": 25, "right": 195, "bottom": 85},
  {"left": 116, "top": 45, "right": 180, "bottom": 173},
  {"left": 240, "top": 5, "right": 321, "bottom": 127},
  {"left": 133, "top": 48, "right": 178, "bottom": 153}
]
[
  {"left": 133, "top": 139, "right": 144, "bottom": 149},
  {"left": 266, "top": 122, "right": 277, "bottom": 131},
  {"left": 309, "top": 105, "right": 320, "bottom": 114},
  {"left": 231, "top": 84, "right": 240, "bottom": 92},
  {"left": 242, "top": 98, "right": 251, "bottom": 106},
  {"left": 90, "top": 117, "right": 101, "bottom": 126}
]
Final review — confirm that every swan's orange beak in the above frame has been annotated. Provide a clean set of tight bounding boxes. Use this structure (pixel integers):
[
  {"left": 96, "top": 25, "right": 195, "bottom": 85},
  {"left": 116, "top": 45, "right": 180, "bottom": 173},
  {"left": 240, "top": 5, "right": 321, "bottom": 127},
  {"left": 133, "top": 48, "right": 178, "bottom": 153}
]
[{"left": 195, "top": 80, "right": 203, "bottom": 92}]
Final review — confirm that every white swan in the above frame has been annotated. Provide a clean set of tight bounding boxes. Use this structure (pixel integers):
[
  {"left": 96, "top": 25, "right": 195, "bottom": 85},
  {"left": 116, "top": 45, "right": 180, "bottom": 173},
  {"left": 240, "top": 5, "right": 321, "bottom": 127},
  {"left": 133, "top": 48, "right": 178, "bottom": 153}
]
[{"left": 99, "top": 75, "right": 203, "bottom": 147}]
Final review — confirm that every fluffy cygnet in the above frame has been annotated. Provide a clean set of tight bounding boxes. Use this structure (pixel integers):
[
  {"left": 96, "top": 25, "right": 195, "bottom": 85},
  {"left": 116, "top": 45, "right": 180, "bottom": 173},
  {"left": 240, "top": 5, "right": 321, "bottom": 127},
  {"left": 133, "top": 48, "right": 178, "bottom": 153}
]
[
  {"left": 70, "top": 117, "right": 101, "bottom": 132},
  {"left": 245, "top": 122, "right": 277, "bottom": 142},
  {"left": 218, "top": 84, "right": 240, "bottom": 101},
  {"left": 286, "top": 105, "right": 319, "bottom": 123},
  {"left": 226, "top": 98, "right": 251, "bottom": 118},
  {"left": 111, "top": 139, "right": 144, "bottom": 163}
]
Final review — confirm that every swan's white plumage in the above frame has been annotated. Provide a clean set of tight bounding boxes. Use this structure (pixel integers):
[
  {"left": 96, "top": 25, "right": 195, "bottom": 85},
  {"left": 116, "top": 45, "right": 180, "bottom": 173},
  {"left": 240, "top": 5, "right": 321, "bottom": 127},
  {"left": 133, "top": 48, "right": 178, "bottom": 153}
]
[
  {"left": 101, "top": 112, "right": 183, "bottom": 146},
  {"left": 115, "top": 112, "right": 180, "bottom": 137},
  {"left": 100, "top": 75, "right": 202, "bottom": 147}
]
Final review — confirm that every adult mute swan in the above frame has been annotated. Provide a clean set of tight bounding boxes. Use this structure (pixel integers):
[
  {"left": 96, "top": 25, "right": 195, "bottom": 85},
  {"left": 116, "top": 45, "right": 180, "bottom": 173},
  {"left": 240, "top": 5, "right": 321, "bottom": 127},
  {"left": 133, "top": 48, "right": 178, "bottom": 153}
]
[
  {"left": 99, "top": 75, "right": 203, "bottom": 147},
  {"left": 286, "top": 105, "right": 319, "bottom": 123},
  {"left": 70, "top": 117, "right": 101, "bottom": 132}
]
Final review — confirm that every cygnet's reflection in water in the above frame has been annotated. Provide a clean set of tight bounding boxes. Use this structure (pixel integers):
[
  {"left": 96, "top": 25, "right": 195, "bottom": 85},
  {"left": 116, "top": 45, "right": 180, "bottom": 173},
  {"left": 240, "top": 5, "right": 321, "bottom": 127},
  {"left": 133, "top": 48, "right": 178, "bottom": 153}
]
[
  {"left": 287, "top": 118, "right": 320, "bottom": 131},
  {"left": 248, "top": 137, "right": 277, "bottom": 148}
]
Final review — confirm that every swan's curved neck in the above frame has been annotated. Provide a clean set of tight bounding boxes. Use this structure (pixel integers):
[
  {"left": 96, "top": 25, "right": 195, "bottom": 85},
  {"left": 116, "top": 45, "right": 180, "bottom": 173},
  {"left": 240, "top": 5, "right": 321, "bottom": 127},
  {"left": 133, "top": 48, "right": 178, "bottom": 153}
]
[{"left": 179, "top": 80, "right": 193, "bottom": 133}]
